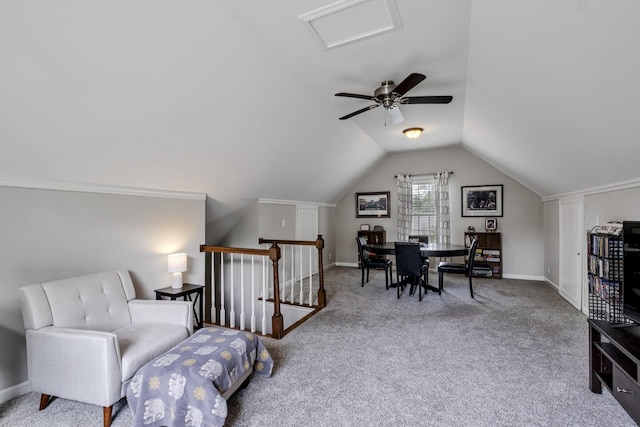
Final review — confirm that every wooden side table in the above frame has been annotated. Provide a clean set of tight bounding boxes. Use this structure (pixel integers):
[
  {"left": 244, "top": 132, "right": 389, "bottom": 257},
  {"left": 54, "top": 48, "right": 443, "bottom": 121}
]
[{"left": 154, "top": 283, "right": 204, "bottom": 330}]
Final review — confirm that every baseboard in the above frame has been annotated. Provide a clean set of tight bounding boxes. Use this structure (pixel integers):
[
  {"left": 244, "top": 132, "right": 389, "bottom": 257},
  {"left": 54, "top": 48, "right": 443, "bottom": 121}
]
[
  {"left": 544, "top": 277, "right": 559, "bottom": 290},
  {"left": 336, "top": 262, "right": 358, "bottom": 268},
  {"left": 0, "top": 381, "right": 30, "bottom": 404},
  {"left": 502, "top": 273, "right": 544, "bottom": 281}
]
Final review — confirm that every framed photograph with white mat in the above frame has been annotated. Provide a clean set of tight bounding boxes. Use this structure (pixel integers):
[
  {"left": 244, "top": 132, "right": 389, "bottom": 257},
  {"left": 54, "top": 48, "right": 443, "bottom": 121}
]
[{"left": 461, "top": 185, "right": 503, "bottom": 217}]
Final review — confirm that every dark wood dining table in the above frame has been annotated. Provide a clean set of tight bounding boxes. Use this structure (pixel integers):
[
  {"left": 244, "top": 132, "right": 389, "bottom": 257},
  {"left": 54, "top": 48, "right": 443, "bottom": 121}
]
[
  {"left": 365, "top": 241, "right": 468, "bottom": 294},
  {"left": 365, "top": 241, "right": 468, "bottom": 258}
]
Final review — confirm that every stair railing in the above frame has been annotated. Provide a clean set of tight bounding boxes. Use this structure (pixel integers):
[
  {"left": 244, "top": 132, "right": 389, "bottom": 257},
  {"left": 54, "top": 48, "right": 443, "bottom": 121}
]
[{"left": 199, "top": 235, "right": 325, "bottom": 339}]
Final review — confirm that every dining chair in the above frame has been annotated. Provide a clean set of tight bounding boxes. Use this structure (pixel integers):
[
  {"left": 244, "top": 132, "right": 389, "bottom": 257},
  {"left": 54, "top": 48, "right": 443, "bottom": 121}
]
[
  {"left": 394, "top": 242, "right": 429, "bottom": 301},
  {"left": 437, "top": 238, "right": 479, "bottom": 298},
  {"left": 408, "top": 235, "right": 430, "bottom": 271},
  {"left": 408, "top": 235, "right": 429, "bottom": 244},
  {"left": 356, "top": 237, "right": 393, "bottom": 289}
]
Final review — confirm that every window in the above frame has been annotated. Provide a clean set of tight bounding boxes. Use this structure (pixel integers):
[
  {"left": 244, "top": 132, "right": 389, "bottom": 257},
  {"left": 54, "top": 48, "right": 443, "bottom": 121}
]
[{"left": 411, "top": 177, "right": 436, "bottom": 241}]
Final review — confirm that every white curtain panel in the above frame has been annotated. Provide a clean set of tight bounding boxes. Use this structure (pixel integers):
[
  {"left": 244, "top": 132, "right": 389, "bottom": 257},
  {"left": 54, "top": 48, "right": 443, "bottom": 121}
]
[
  {"left": 396, "top": 174, "right": 413, "bottom": 241},
  {"left": 434, "top": 171, "right": 451, "bottom": 245}
]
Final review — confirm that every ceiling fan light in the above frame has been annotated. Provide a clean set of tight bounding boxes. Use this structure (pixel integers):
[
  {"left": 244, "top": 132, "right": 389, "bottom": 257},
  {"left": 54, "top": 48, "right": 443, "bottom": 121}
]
[
  {"left": 387, "top": 105, "right": 404, "bottom": 124},
  {"left": 403, "top": 127, "right": 423, "bottom": 139}
]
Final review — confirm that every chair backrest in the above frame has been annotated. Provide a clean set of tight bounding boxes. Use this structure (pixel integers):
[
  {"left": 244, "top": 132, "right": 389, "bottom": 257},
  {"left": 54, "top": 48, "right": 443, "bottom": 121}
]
[
  {"left": 408, "top": 235, "right": 429, "bottom": 244},
  {"left": 394, "top": 242, "right": 423, "bottom": 276},
  {"left": 19, "top": 270, "right": 135, "bottom": 332},
  {"left": 356, "top": 236, "right": 370, "bottom": 262},
  {"left": 467, "top": 239, "right": 480, "bottom": 275}
]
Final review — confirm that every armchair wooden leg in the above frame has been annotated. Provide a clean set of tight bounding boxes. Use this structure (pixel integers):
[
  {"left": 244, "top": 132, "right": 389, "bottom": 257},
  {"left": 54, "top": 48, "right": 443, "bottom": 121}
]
[
  {"left": 104, "top": 405, "right": 113, "bottom": 427},
  {"left": 39, "top": 394, "right": 50, "bottom": 410}
]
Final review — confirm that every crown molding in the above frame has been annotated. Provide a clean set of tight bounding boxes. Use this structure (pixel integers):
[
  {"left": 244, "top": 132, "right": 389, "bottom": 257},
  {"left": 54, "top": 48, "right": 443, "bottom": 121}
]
[
  {"left": 0, "top": 176, "right": 206, "bottom": 200},
  {"left": 259, "top": 198, "right": 336, "bottom": 208},
  {"left": 543, "top": 178, "right": 640, "bottom": 202}
]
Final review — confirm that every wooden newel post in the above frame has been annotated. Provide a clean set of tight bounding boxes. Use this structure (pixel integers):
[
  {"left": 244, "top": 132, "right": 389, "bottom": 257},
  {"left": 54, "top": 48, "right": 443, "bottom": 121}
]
[
  {"left": 315, "top": 235, "right": 326, "bottom": 308},
  {"left": 269, "top": 243, "right": 283, "bottom": 339}
]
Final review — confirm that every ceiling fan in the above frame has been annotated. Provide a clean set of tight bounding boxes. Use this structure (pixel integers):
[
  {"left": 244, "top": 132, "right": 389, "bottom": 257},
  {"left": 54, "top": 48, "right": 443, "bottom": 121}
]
[{"left": 335, "top": 73, "right": 452, "bottom": 122}]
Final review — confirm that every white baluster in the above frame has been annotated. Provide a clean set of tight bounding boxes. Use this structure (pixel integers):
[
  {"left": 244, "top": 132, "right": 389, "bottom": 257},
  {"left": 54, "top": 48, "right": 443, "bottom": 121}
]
[
  {"left": 262, "top": 257, "right": 267, "bottom": 334},
  {"left": 281, "top": 245, "right": 286, "bottom": 303},
  {"left": 210, "top": 257, "right": 216, "bottom": 323},
  {"left": 220, "top": 253, "right": 226, "bottom": 326},
  {"left": 229, "top": 254, "right": 235, "bottom": 328},
  {"left": 299, "top": 247, "right": 304, "bottom": 304},
  {"left": 251, "top": 255, "right": 256, "bottom": 333},
  {"left": 240, "top": 255, "right": 245, "bottom": 331},
  {"left": 289, "top": 245, "right": 296, "bottom": 303},
  {"left": 308, "top": 246, "right": 313, "bottom": 306}
]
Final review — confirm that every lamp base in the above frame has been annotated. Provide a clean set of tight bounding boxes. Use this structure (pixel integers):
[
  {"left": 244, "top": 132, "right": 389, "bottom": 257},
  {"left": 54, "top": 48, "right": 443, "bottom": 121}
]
[{"left": 171, "top": 272, "right": 183, "bottom": 289}]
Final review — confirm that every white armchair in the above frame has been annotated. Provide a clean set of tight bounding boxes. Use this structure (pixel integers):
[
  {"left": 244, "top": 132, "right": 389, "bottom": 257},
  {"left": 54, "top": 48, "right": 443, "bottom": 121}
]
[{"left": 19, "top": 270, "right": 193, "bottom": 427}]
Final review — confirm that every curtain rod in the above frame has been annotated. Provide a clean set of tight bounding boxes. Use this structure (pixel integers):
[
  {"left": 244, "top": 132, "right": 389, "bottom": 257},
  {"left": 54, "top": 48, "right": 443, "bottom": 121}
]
[{"left": 394, "top": 171, "right": 454, "bottom": 178}]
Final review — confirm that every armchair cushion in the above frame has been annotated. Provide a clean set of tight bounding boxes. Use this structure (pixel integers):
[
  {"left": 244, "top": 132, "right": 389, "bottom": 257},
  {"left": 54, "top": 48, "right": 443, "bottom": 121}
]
[
  {"left": 115, "top": 322, "right": 189, "bottom": 382},
  {"left": 41, "top": 271, "right": 133, "bottom": 331}
]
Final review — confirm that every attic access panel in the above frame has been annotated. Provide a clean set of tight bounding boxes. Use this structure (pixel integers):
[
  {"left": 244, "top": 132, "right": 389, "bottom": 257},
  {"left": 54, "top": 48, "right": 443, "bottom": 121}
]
[{"left": 298, "top": 0, "right": 402, "bottom": 50}]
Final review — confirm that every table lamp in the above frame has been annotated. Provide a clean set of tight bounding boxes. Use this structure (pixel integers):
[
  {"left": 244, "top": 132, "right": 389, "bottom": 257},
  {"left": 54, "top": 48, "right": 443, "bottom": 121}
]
[{"left": 168, "top": 253, "right": 187, "bottom": 289}]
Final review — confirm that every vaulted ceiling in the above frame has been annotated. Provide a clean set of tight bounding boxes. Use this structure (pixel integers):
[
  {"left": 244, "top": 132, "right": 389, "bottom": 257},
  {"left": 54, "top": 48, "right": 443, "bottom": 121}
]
[{"left": 2, "top": 1, "right": 640, "bottom": 242}]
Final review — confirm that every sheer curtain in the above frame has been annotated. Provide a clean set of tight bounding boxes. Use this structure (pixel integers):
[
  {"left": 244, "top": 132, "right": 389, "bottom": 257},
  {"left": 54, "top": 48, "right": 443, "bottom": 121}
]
[
  {"left": 433, "top": 171, "right": 451, "bottom": 245},
  {"left": 396, "top": 174, "right": 413, "bottom": 241}
]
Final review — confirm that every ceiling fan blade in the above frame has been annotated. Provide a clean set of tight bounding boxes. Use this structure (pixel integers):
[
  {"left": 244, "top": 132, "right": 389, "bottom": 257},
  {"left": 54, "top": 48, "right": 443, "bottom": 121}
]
[
  {"left": 403, "top": 95, "right": 453, "bottom": 104},
  {"left": 392, "top": 73, "right": 426, "bottom": 96},
  {"left": 339, "top": 104, "right": 379, "bottom": 120},
  {"left": 335, "top": 92, "right": 377, "bottom": 101}
]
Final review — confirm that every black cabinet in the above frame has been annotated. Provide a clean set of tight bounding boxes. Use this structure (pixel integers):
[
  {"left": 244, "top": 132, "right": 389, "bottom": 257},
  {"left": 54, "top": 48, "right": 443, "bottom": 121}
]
[
  {"left": 358, "top": 230, "right": 385, "bottom": 245},
  {"left": 589, "top": 319, "right": 640, "bottom": 423}
]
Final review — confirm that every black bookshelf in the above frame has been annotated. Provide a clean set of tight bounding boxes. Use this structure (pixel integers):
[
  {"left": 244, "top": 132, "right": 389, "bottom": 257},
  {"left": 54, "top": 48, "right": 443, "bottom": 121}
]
[{"left": 587, "top": 231, "right": 627, "bottom": 324}]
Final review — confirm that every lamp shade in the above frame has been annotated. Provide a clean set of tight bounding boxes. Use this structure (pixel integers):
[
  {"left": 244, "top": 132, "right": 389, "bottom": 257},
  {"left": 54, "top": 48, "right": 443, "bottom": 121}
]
[
  {"left": 403, "top": 127, "right": 423, "bottom": 139},
  {"left": 168, "top": 253, "right": 187, "bottom": 273}
]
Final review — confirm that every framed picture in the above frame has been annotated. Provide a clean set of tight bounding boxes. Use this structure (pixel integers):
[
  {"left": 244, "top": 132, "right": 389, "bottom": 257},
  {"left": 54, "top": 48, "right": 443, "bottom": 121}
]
[
  {"left": 461, "top": 185, "right": 503, "bottom": 217},
  {"left": 485, "top": 218, "right": 497, "bottom": 231},
  {"left": 359, "top": 224, "right": 371, "bottom": 231},
  {"left": 356, "top": 191, "right": 390, "bottom": 218}
]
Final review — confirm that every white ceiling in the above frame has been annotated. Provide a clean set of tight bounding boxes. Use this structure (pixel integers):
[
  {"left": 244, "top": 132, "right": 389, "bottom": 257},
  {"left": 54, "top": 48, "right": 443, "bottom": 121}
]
[{"left": 2, "top": 0, "right": 640, "bottom": 241}]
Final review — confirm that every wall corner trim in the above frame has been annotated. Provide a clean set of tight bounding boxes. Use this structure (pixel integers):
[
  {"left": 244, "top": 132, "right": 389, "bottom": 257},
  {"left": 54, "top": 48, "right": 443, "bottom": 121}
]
[
  {"left": 0, "top": 176, "right": 207, "bottom": 200},
  {"left": 259, "top": 198, "right": 336, "bottom": 208}
]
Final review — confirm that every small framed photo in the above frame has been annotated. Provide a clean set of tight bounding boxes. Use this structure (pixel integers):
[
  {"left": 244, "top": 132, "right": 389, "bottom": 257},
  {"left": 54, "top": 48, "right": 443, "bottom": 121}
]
[
  {"left": 462, "top": 184, "right": 503, "bottom": 217},
  {"left": 485, "top": 218, "right": 497, "bottom": 231},
  {"left": 356, "top": 191, "right": 391, "bottom": 218},
  {"left": 360, "top": 224, "right": 371, "bottom": 231}
]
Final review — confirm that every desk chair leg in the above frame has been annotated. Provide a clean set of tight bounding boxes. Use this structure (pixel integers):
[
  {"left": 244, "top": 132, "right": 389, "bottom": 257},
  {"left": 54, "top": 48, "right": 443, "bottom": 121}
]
[
  {"left": 361, "top": 266, "right": 365, "bottom": 287},
  {"left": 438, "top": 272, "right": 444, "bottom": 293},
  {"left": 469, "top": 276, "right": 474, "bottom": 298}
]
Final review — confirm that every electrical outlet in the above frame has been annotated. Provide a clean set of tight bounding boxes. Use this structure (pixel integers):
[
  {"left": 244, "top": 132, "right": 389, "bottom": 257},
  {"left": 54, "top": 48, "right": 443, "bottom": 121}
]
[
  {"left": 547, "top": 265, "right": 551, "bottom": 274},
  {"left": 281, "top": 219, "right": 286, "bottom": 227}
]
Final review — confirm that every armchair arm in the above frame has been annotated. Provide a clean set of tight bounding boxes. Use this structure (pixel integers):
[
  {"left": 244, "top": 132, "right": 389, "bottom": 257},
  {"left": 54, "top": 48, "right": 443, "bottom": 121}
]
[
  {"left": 26, "top": 327, "right": 123, "bottom": 407},
  {"left": 128, "top": 299, "right": 193, "bottom": 335}
]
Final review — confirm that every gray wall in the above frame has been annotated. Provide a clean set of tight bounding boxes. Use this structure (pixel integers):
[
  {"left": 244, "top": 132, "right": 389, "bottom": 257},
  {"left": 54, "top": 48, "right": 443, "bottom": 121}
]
[
  {"left": 222, "top": 200, "right": 336, "bottom": 265},
  {"left": 335, "top": 145, "right": 544, "bottom": 279},
  {"left": 0, "top": 183, "right": 205, "bottom": 401}
]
